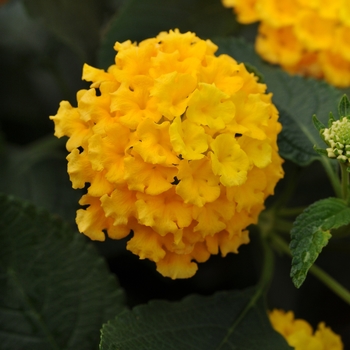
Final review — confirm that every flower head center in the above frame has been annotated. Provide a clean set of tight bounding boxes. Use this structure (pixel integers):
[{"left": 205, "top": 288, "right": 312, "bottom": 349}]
[{"left": 323, "top": 117, "right": 350, "bottom": 162}]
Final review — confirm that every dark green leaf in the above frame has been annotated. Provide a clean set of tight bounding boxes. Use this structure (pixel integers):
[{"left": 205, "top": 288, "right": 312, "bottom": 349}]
[
  {"left": 338, "top": 94, "right": 350, "bottom": 118},
  {"left": 0, "top": 138, "right": 81, "bottom": 225},
  {"left": 215, "top": 37, "right": 342, "bottom": 166},
  {"left": 0, "top": 194, "right": 125, "bottom": 350},
  {"left": 98, "top": 0, "right": 239, "bottom": 68},
  {"left": 290, "top": 197, "right": 350, "bottom": 288},
  {"left": 22, "top": 0, "right": 107, "bottom": 62},
  {"left": 100, "top": 287, "right": 292, "bottom": 350}
]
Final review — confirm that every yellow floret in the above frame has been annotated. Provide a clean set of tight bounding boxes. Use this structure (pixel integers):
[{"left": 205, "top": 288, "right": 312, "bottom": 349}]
[
  {"left": 269, "top": 309, "right": 343, "bottom": 350},
  {"left": 50, "top": 29, "right": 284, "bottom": 279}
]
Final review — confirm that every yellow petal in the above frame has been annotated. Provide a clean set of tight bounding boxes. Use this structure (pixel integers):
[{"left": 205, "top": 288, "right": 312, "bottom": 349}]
[
  {"left": 176, "top": 158, "right": 221, "bottom": 207},
  {"left": 136, "top": 190, "right": 193, "bottom": 236},
  {"left": 156, "top": 252, "right": 198, "bottom": 279},
  {"left": 127, "top": 225, "right": 166, "bottom": 262},
  {"left": 87, "top": 122, "right": 131, "bottom": 184},
  {"left": 200, "top": 55, "right": 244, "bottom": 95},
  {"left": 187, "top": 83, "right": 235, "bottom": 130},
  {"left": 257, "top": 0, "right": 302, "bottom": 28},
  {"left": 151, "top": 71, "right": 197, "bottom": 120},
  {"left": 100, "top": 186, "right": 137, "bottom": 226},
  {"left": 210, "top": 134, "right": 249, "bottom": 187},
  {"left": 230, "top": 92, "right": 270, "bottom": 140},
  {"left": 50, "top": 100, "right": 93, "bottom": 151},
  {"left": 238, "top": 135, "right": 272, "bottom": 168},
  {"left": 76, "top": 195, "right": 107, "bottom": 241},
  {"left": 226, "top": 167, "right": 267, "bottom": 212},
  {"left": 110, "top": 77, "right": 161, "bottom": 129},
  {"left": 218, "top": 230, "right": 250, "bottom": 256},
  {"left": 169, "top": 117, "right": 208, "bottom": 160},
  {"left": 82, "top": 63, "right": 117, "bottom": 89},
  {"left": 295, "top": 9, "right": 337, "bottom": 51},
  {"left": 133, "top": 119, "right": 179, "bottom": 165},
  {"left": 124, "top": 155, "right": 177, "bottom": 195},
  {"left": 192, "top": 197, "right": 235, "bottom": 236}
]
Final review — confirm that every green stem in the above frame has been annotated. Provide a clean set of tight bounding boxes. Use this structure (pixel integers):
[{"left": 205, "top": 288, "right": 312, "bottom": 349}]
[
  {"left": 340, "top": 162, "right": 349, "bottom": 201},
  {"left": 28, "top": 134, "right": 67, "bottom": 153},
  {"left": 271, "top": 164, "right": 300, "bottom": 211},
  {"left": 271, "top": 234, "right": 350, "bottom": 306},
  {"left": 259, "top": 210, "right": 293, "bottom": 237},
  {"left": 309, "top": 264, "right": 350, "bottom": 305},
  {"left": 274, "top": 218, "right": 294, "bottom": 233},
  {"left": 320, "top": 156, "right": 342, "bottom": 198},
  {"left": 217, "top": 233, "right": 274, "bottom": 349},
  {"left": 277, "top": 206, "right": 307, "bottom": 218}
]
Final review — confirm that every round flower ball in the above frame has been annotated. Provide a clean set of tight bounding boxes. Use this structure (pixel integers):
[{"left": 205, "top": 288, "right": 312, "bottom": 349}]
[
  {"left": 269, "top": 309, "right": 344, "bottom": 349},
  {"left": 50, "top": 29, "right": 284, "bottom": 279},
  {"left": 222, "top": 0, "right": 350, "bottom": 88}
]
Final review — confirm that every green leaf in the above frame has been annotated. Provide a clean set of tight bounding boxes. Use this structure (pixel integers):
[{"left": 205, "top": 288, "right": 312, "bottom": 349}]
[
  {"left": 0, "top": 139, "right": 82, "bottom": 225},
  {"left": 0, "top": 194, "right": 125, "bottom": 350},
  {"left": 328, "top": 111, "right": 336, "bottom": 127},
  {"left": 214, "top": 37, "right": 342, "bottom": 166},
  {"left": 22, "top": 0, "right": 107, "bottom": 62},
  {"left": 98, "top": 0, "right": 239, "bottom": 69},
  {"left": 244, "top": 62, "right": 265, "bottom": 83},
  {"left": 338, "top": 94, "right": 350, "bottom": 118},
  {"left": 290, "top": 197, "right": 350, "bottom": 288},
  {"left": 313, "top": 146, "right": 327, "bottom": 156},
  {"left": 99, "top": 287, "right": 292, "bottom": 350},
  {"left": 312, "top": 114, "right": 325, "bottom": 132}
]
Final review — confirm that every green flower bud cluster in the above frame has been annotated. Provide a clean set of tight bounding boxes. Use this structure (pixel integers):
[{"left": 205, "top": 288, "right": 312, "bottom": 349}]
[
  {"left": 323, "top": 117, "right": 350, "bottom": 163},
  {"left": 313, "top": 94, "right": 350, "bottom": 167}
]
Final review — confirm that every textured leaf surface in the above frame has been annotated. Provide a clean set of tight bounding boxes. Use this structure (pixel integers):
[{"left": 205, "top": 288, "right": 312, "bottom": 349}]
[
  {"left": 290, "top": 197, "right": 350, "bottom": 288},
  {"left": 100, "top": 287, "right": 291, "bottom": 350},
  {"left": 98, "top": 0, "right": 239, "bottom": 68},
  {"left": 215, "top": 38, "right": 342, "bottom": 166},
  {"left": 0, "top": 142, "right": 82, "bottom": 226},
  {"left": 0, "top": 194, "right": 125, "bottom": 350}
]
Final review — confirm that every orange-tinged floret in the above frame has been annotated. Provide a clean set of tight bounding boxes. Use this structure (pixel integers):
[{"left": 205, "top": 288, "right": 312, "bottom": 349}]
[{"left": 51, "top": 29, "right": 284, "bottom": 279}]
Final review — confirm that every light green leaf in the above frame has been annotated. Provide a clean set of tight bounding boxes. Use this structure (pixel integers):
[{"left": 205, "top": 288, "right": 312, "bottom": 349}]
[
  {"left": 99, "top": 287, "right": 292, "bottom": 350},
  {"left": 214, "top": 37, "right": 342, "bottom": 166},
  {"left": 0, "top": 194, "right": 125, "bottom": 350},
  {"left": 290, "top": 197, "right": 350, "bottom": 288},
  {"left": 312, "top": 114, "right": 325, "bottom": 133},
  {"left": 98, "top": 0, "right": 239, "bottom": 69},
  {"left": 338, "top": 94, "right": 350, "bottom": 118},
  {"left": 22, "top": 0, "right": 107, "bottom": 62},
  {"left": 328, "top": 112, "right": 336, "bottom": 127}
]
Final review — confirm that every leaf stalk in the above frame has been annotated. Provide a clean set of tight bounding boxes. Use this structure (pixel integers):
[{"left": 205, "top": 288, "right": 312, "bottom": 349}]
[{"left": 270, "top": 233, "right": 350, "bottom": 306}]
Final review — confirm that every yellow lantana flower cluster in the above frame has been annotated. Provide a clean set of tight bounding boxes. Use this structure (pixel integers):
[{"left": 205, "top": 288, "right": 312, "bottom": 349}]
[
  {"left": 222, "top": 0, "right": 350, "bottom": 87},
  {"left": 269, "top": 309, "right": 344, "bottom": 349},
  {"left": 50, "top": 29, "right": 284, "bottom": 279}
]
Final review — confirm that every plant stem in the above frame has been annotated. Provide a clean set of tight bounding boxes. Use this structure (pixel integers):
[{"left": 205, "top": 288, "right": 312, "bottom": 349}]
[
  {"left": 271, "top": 163, "right": 300, "bottom": 211},
  {"left": 274, "top": 218, "right": 294, "bottom": 233},
  {"left": 28, "top": 134, "right": 67, "bottom": 153},
  {"left": 277, "top": 206, "right": 306, "bottom": 218},
  {"left": 217, "top": 232, "right": 274, "bottom": 349},
  {"left": 320, "top": 156, "right": 342, "bottom": 198},
  {"left": 270, "top": 233, "right": 350, "bottom": 306},
  {"left": 309, "top": 264, "right": 350, "bottom": 305},
  {"left": 340, "top": 162, "right": 349, "bottom": 201}
]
